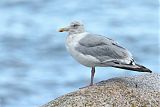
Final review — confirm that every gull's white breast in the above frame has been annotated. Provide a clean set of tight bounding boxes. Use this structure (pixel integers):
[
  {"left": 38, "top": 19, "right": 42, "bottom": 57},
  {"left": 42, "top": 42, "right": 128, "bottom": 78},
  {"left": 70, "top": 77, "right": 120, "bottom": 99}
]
[{"left": 65, "top": 32, "right": 100, "bottom": 67}]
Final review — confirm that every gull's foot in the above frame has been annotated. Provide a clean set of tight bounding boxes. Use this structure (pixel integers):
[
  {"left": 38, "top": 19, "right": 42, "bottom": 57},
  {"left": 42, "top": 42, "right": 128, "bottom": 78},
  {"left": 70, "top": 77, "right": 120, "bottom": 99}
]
[{"left": 79, "top": 84, "right": 94, "bottom": 89}]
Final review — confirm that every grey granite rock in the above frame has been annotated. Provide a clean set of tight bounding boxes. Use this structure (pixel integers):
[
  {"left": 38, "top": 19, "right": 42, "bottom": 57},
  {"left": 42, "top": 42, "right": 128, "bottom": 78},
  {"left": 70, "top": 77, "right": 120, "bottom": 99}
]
[{"left": 41, "top": 73, "right": 160, "bottom": 107}]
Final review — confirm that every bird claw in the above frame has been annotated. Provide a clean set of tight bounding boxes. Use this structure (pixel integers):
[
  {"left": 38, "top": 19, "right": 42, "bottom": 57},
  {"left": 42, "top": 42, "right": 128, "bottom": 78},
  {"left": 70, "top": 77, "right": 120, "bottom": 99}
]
[{"left": 79, "top": 84, "right": 94, "bottom": 89}]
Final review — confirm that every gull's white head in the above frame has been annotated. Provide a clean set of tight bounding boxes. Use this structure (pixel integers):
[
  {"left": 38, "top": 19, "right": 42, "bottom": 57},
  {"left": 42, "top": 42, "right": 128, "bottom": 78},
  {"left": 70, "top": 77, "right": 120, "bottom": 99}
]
[{"left": 59, "top": 21, "right": 85, "bottom": 34}]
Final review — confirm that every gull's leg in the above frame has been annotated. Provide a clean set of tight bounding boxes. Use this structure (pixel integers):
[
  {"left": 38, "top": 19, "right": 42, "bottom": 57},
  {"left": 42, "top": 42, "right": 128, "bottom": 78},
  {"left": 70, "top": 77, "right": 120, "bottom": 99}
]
[
  {"left": 79, "top": 67, "right": 95, "bottom": 89},
  {"left": 90, "top": 67, "right": 95, "bottom": 86}
]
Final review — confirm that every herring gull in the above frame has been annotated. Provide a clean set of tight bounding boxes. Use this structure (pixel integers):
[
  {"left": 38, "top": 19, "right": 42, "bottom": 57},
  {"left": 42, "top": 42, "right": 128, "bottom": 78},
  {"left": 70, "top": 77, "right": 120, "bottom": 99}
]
[{"left": 58, "top": 21, "right": 152, "bottom": 87}]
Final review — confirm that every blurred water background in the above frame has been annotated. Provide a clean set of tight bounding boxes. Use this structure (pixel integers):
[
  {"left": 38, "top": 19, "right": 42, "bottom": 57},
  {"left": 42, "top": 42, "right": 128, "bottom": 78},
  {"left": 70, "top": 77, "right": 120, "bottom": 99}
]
[{"left": 0, "top": 0, "right": 159, "bottom": 107}]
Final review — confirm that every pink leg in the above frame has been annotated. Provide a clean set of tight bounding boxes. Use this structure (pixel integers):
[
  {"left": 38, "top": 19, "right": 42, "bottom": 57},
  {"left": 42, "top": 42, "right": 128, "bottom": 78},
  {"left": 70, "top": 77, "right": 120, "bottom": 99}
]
[
  {"left": 79, "top": 67, "right": 95, "bottom": 89},
  {"left": 90, "top": 67, "right": 95, "bottom": 86}
]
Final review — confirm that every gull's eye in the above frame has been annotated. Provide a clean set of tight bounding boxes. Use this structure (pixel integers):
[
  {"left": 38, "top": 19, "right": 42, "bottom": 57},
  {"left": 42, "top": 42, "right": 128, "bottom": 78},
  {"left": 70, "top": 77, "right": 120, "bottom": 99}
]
[{"left": 72, "top": 24, "right": 79, "bottom": 27}]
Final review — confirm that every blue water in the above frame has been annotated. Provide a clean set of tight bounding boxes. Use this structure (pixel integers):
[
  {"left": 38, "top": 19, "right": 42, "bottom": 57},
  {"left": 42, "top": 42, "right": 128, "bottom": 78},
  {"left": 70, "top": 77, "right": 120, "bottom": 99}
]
[{"left": 0, "top": 0, "right": 159, "bottom": 107}]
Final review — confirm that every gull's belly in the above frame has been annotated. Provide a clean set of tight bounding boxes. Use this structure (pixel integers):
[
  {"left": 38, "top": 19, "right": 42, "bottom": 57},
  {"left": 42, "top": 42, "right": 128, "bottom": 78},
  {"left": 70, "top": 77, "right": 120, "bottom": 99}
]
[{"left": 65, "top": 33, "right": 100, "bottom": 67}]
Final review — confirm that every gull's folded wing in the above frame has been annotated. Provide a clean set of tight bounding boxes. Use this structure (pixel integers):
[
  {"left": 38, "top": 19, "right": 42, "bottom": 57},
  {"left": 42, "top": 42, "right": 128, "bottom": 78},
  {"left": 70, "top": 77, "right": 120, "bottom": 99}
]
[{"left": 75, "top": 34, "right": 133, "bottom": 63}]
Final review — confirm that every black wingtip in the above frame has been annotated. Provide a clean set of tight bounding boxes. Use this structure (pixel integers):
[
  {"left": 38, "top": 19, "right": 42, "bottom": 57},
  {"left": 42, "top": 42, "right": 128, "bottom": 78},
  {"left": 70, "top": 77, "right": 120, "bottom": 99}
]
[
  {"left": 112, "top": 63, "right": 153, "bottom": 73},
  {"left": 144, "top": 69, "right": 152, "bottom": 73},
  {"left": 135, "top": 64, "right": 152, "bottom": 73},
  {"left": 148, "top": 69, "right": 152, "bottom": 73}
]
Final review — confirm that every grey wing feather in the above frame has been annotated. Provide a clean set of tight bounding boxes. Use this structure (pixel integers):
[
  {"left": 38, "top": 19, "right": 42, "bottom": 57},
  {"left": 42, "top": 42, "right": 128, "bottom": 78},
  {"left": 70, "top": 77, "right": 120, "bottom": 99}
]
[{"left": 75, "top": 34, "right": 133, "bottom": 62}]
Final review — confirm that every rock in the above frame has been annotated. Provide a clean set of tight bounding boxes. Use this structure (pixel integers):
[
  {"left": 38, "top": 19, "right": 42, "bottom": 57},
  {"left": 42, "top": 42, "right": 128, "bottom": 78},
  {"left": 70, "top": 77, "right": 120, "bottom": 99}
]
[{"left": 41, "top": 73, "right": 160, "bottom": 107}]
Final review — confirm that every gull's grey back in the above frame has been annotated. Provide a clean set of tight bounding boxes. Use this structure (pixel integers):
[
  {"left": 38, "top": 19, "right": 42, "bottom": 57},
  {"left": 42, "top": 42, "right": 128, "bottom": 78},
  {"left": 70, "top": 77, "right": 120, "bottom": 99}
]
[{"left": 75, "top": 34, "right": 133, "bottom": 62}]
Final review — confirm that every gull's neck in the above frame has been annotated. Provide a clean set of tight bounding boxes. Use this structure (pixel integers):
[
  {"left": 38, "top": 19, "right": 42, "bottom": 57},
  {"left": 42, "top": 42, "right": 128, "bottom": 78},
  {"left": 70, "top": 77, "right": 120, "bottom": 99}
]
[
  {"left": 66, "top": 32, "right": 88, "bottom": 45},
  {"left": 69, "top": 29, "right": 85, "bottom": 35},
  {"left": 67, "top": 32, "right": 88, "bottom": 42},
  {"left": 68, "top": 32, "right": 88, "bottom": 37}
]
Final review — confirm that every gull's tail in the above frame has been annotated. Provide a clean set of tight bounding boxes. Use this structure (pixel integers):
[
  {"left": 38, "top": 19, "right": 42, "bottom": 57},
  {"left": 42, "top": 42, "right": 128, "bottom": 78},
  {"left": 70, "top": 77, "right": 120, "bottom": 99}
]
[{"left": 112, "top": 63, "right": 152, "bottom": 73}]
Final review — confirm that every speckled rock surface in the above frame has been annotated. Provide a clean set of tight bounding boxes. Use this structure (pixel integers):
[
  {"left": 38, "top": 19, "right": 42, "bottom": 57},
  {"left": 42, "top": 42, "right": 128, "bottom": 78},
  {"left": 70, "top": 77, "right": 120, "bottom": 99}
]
[{"left": 41, "top": 73, "right": 160, "bottom": 107}]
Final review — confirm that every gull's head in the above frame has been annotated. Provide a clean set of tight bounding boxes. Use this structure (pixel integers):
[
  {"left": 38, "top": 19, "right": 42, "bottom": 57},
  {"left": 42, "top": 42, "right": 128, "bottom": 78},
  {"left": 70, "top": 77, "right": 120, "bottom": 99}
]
[{"left": 59, "top": 21, "right": 85, "bottom": 34}]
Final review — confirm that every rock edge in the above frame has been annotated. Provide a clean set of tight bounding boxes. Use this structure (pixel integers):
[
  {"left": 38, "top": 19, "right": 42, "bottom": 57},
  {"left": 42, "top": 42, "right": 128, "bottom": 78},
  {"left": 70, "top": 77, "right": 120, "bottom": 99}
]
[{"left": 41, "top": 73, "right": 160, "bottom": 107}]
